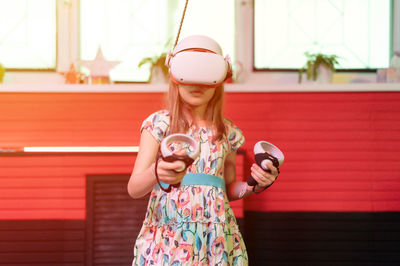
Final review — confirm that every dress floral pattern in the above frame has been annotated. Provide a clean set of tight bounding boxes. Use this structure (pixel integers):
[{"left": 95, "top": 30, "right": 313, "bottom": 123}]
[{"left": 133, "top": 110, "right": 248, "bottom": 266}]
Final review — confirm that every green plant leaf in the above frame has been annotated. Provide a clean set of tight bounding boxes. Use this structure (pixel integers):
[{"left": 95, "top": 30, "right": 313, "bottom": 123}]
[
  {"left": 301, "top": 52, "right": 340, "bottom": 81},
  {"left": 298, "top": 68, "right": 303, "bottom": 83},
  {"left": 0, "top": 63, "right": 5, "bottom": 83},
  {"left": 138, "top": 57, "right": 154, "bottom": 68}
]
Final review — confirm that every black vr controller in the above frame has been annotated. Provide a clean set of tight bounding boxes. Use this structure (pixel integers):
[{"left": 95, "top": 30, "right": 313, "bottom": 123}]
[
  {"left": 157, "top": 134, "right": 200, "bottom": 192},
  {"left": 247, "top": 141, "right": 284, "bottom": 187},
  {"left": 161, "top": 154, "right": 195, "bottom": 189}
]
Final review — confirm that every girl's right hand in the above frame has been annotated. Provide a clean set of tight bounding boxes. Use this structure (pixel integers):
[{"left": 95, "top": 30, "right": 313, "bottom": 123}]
[{"left": 153, "top": 159, "right": 186, "bottom": 185}]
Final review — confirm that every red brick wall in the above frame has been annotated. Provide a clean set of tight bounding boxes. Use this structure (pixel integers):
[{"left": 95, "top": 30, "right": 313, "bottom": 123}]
[{"left": 0, "top": 91, "right": 399, "bottom": 220}]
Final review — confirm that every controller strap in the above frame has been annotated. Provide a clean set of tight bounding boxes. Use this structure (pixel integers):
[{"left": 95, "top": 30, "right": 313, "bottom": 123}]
[{"left": 154, "top": 156, "right": 173, "bottom": 193}]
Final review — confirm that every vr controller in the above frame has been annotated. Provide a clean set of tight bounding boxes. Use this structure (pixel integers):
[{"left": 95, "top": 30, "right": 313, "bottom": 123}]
[
  {"left": 247, "top": 141, "right": 285, "bottom": 187},
  {"left": 157, "top": 133, "right": 200, "bottom": 191},
  {"left": 165, "top": 35, "right": 232, "bottom": 87}
]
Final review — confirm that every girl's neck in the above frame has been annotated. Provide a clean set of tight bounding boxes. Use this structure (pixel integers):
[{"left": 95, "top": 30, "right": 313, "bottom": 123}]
[
  {"left": 190, "top": 104, "right": 207, "bottom": 120},
  {"left": 184, "top": 104, "right": 209, "bottom": 126}
]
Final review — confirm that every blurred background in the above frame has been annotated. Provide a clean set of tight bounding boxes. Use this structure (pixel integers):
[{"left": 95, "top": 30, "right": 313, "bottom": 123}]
[{"left": 0, "top": 0, "right": 399, "bottom": 265}]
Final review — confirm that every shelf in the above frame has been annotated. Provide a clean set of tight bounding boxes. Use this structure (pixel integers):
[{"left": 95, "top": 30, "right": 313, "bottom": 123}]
[{"left": 0, "top": 83, "right": 399, "bottom": 93}]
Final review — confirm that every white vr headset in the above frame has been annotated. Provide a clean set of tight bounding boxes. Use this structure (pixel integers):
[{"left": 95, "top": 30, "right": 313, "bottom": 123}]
[{"left": 165, "top": 35, "right": 232, "bottom": 86}]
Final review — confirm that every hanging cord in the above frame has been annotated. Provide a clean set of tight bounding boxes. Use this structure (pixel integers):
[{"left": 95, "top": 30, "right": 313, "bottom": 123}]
[
  {"left": 156, "top": 0, "right": 189, "bottom": 193},
  {"left": 173, "top": 0, "right": 189, "bottom": 48}
]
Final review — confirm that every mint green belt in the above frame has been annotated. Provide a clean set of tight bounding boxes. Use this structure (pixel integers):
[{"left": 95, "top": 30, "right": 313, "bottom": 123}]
[{"left": 156, "top": 173, "right": 226, "bottom": 192}]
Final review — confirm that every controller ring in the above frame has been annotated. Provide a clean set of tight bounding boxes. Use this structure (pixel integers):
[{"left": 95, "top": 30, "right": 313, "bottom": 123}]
[
  {"left": 160, "top": 133, "right": 200, "bottom": 162},
  {"left": 156, "top": 133, "right": 200, "bottom": 192}
]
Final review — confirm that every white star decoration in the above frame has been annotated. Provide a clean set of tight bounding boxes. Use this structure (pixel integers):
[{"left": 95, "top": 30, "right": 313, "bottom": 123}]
[{"left": 78, "top": 47, "right": 120, "bottom": 77}]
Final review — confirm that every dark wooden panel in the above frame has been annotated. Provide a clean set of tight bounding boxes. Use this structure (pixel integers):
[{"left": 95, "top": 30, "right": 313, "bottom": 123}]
[
  {"left": 86, "top": 174, "right": 149, "bottom": 266},
  {"left": 0, "top": 220, "right": 85, "bottom": 265},
  {"left": 244, "top": 211, "right": 400, "bottom": 266}
]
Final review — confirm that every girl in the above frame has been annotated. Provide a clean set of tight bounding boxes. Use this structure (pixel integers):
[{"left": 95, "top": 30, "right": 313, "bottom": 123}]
[{"left": 128, "top": 35, "right": 279, "bottom": 265}]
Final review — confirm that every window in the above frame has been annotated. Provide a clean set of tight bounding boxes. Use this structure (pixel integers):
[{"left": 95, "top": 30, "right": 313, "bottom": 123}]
[
  {"left": 79, "top": 0, "right": 235, "bottom": 82},
  {"left": 0, "top": 0, "right": 56, "bottom": 69},
  {"left": 254, "top": 0, "right": 392, "bottom": 70}
]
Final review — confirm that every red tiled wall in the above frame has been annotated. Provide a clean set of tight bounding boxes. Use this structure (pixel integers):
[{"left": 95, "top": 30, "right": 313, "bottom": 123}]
[
  {"left": 0, "top": 154, "right": 135, "bottom": 220},
  {"left": 225, "top": 92, "right": 400, "bottom": 212},
  {"left": 0, "top": 91, "right": 399, "bottom": 220}
]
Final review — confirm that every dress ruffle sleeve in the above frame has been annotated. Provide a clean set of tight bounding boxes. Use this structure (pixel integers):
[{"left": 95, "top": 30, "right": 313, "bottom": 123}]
[
  {"left": 224, "top": 118, "right": 245, "bottom": 152},
  {"left": 140, "top": 110, "right": 170, "bottom": 143}
]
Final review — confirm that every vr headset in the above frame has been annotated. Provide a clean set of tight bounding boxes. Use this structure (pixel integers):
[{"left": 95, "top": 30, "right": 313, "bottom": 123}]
[{"left": 165, "top": 35, "right": 232, "bottom": 87}]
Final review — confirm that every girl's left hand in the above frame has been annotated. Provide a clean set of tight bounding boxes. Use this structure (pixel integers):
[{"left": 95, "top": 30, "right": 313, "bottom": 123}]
[{"left": 250, "top": 162, "right": 279, "bottom": 189}]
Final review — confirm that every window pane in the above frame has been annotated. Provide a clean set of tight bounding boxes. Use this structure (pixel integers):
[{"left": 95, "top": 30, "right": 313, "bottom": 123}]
[
  {"left": 80, "top": 0, "right": 234, "bottom": 82},
  {"left": 0, "top": 0, "right": 56, "bottom": 69},
  {"left": 254, "top": 0, "right": 392, "bottom": 70},
  {"left": 177, "top": 0, "right": 235, "bottom": 65},
  {"left": 80, "top": 0, "right": 174, "bottom": 82}
]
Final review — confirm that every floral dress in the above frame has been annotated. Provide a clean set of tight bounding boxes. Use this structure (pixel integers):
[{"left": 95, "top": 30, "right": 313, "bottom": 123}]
[{"left": 132, "top": 110, "right": 248, "bottom": 266}]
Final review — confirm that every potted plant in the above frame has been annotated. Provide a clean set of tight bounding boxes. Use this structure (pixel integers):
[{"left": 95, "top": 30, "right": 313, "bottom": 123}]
[
  {"left": 0, "top": 63, "right": 5, "bottom": 83},
  {"left": 138, "top": 52, "right": 169, "bottom": 83},
  {"left": 298, "top": 52, "right": 339, "bottom": 84},
  {"left": 138, "top": 39, "right": 174, "bottom": 83}
]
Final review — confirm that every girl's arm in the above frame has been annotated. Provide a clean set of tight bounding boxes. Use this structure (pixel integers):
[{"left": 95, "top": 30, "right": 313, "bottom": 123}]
[
  {"left": 127, "top": 130, "right": 159, "bottom": 198},
  {"left": 127, "top": 129, "right": 186, "bottom": 199},
  {"left": 225, "top": 151, "right": 252, "bottom": 201}
]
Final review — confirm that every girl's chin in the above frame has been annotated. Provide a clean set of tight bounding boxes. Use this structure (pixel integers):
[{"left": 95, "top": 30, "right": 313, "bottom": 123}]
[{"left": 186, "top": 100, "right": 207, "bottom": 108}]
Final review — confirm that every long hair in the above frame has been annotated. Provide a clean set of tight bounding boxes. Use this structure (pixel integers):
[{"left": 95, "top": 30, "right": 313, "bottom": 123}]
[{"left": 167, "top": 81, "right": 226, "bottom": 141}]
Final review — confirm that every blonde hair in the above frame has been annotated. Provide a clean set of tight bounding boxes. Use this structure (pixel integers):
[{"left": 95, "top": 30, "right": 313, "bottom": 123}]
[{"left": 167, "top": 81, "right": 226, "bottom": 141}]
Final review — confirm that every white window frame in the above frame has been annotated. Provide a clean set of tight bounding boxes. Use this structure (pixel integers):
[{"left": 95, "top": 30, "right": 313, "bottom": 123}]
[
  {"left": 4, "top": 0, "right": 400, "bottom": 86},
  {"left": 57, "top": 0, "right": 80, "bottom": 73}
]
